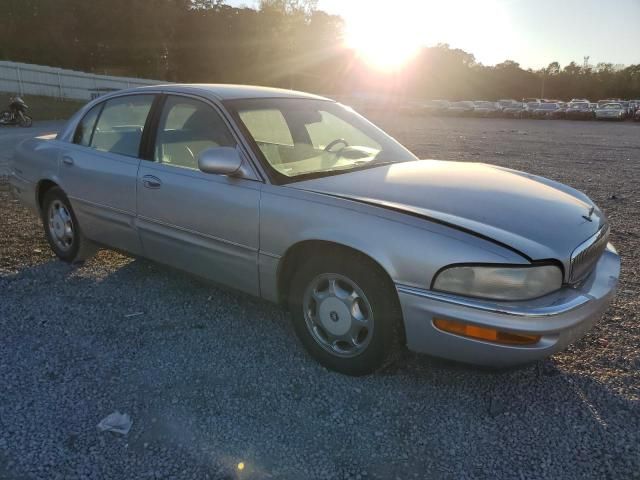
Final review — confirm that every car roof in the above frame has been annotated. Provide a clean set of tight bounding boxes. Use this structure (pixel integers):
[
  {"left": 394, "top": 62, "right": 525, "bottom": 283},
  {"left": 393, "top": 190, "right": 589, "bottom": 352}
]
[{"left": 115, "top": 83, "right": 333, "bottom": 102}]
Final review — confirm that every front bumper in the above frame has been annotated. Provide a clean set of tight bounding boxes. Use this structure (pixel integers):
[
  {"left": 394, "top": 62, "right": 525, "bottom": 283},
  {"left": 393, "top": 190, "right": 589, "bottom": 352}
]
[
  {"left": 396, "top": 245, "right": 620, "bottom": 367},
  {"left": 596, "top": 113, "right": 624, "bottom": 120}
]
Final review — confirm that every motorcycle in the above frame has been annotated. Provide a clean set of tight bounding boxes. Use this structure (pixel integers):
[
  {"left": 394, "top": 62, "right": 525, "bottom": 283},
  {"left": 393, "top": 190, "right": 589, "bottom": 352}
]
[{"left": 0, "top": 95, "right": 33, "bottom": 127}]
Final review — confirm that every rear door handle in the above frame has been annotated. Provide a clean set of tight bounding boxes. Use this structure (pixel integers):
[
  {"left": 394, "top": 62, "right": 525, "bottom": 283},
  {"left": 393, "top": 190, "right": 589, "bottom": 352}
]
[
  {"left": 62, "top": 155, "right": 74, "bottom": 166},
  {"left": 142, "top": 175, "right": 162, "bottom": 189}
]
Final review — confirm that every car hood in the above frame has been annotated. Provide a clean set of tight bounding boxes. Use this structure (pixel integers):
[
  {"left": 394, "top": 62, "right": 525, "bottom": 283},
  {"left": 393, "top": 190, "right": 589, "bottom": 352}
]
[{"left": 290, "top": 160, "right": 605, "bottom": 261}]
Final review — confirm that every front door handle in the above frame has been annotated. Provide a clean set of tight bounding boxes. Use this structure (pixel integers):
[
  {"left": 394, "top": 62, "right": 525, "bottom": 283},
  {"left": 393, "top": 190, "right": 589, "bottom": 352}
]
[
  {"left": 142, "top": 175, "right": 162, "bottom": 189},
  {"left": 62, "top": 156, "right": 74, "bottom": 166}
]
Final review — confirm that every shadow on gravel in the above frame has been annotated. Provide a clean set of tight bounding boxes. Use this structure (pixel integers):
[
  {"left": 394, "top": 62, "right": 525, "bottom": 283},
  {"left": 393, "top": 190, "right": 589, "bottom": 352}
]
[{"left": 1, "top": 256, "right": 638, "bottom": 479}]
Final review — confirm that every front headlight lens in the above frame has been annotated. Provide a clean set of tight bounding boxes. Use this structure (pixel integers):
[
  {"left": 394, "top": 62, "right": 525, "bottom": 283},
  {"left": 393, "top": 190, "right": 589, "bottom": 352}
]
[{"left": 433, "top": 265, "right": 563, "bottom": 301}]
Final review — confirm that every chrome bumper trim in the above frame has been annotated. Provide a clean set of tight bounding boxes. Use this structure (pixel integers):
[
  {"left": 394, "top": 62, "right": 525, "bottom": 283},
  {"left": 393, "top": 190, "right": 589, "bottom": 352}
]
[{"left": 395, "top": 285, "right": 590, "bottom": 318}]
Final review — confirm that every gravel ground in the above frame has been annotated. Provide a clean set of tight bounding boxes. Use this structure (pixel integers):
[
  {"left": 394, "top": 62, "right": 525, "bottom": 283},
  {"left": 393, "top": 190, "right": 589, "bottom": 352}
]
[{"left": 1, "top": 117, "right": 639, "bottom": 479}]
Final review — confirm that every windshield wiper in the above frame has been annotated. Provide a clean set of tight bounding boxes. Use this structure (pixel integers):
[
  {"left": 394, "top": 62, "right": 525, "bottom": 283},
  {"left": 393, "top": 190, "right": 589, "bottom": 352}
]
[{"left": 349, "top": 160, "right": 400, "bottom": 171}]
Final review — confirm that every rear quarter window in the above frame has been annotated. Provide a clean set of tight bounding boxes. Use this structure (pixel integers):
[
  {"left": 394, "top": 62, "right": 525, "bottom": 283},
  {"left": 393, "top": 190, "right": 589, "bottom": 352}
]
[{"left": 73, "top": 104, "right": 102, "bottom": 146}]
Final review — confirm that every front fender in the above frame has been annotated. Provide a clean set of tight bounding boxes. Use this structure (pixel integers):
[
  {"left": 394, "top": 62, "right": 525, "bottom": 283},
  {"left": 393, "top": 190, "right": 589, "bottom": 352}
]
[{"left": 258, "top": 185, "right": 528, "bottom": 301}]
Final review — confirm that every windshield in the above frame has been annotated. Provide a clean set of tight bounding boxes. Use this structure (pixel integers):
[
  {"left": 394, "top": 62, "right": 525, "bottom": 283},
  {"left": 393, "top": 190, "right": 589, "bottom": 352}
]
[
  {"left": 540, "top": 103, "right": 558, "bottom": 110},
  {"left": 225, "top": 98, "right": 417, "bottom": 183},
  {"left": 602, "top": 103, "right": 622, "bottom": 109},
  {"left": 475, "top": 101, "right": 494, "bottom": 108}
]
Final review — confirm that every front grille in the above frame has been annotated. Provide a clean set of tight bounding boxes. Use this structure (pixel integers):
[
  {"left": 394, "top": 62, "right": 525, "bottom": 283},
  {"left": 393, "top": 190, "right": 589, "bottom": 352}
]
[{"left": 569, "top": 225, "right": 610, "bottom": 284}]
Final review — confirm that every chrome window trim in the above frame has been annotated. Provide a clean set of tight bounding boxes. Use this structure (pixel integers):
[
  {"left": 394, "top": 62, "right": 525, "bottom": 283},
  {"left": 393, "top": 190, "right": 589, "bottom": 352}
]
[{"left": 395, "top": 284, "right": 590, "bottom": 318}]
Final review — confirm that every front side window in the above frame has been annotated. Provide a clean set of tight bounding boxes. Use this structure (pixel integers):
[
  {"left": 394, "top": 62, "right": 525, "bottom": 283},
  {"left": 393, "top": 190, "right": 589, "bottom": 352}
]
[
  {"left": 90, "top": 94, "right": 154, "bottom": 157},
  {"left": 73, "top": 104, "right": 102, "bottom": 146},
  {"left": 155, "top": 96, "right": 236, "bottom": 170},
  {"left": 227, "top": 98, "right": 416, "bottom": 183}
]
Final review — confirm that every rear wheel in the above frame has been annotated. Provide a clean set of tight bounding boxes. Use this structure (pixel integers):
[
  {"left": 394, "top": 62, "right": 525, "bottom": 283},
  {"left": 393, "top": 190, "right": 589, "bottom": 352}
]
[
  {"left": 41, "top": 187, "right": 97, "bottom": 263},
  {"left": 18, "top": 114, "right": 32, "bottom": 127},
  {"left": 289, "top": 252, "right": 402, "bottom": 376}
]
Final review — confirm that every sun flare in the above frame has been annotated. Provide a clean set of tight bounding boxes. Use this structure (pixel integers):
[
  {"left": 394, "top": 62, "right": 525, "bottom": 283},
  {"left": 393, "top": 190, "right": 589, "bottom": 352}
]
[
  {"left": 345, "top": 18, "right": 422, "bottom": 71},
  {"left": 344, "top": 14, "right": 422, "bottom": 71},
  {"left": 340, "top": 0, "right": 511, "bottom": 71}
]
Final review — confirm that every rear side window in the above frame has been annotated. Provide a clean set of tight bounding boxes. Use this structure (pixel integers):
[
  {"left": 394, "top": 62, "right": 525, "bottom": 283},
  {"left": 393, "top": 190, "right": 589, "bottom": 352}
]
[
  {"left": 73, "top": 104, "right": 102, "bottom": 146},
  {"left": 90, "top": 95, "right": 154, "bottom": 157}
]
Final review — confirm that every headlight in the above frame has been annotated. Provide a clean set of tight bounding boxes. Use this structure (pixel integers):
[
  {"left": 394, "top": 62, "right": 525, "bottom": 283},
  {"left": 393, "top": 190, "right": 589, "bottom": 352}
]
[{"left": 432, "top": 264, "right": 563, "bottom": 301}]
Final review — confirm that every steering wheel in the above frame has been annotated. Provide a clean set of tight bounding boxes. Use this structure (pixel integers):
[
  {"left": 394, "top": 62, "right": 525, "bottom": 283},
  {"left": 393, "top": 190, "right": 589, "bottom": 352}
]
[{"left": 324, "top": 138, "right": 349, "bottom": 153}]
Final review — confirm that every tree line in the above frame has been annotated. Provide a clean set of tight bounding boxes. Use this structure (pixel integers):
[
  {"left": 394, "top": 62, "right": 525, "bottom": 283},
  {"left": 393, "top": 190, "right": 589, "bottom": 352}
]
[{"left": 2, "top": 0, "right": 639, "bottom": 101}]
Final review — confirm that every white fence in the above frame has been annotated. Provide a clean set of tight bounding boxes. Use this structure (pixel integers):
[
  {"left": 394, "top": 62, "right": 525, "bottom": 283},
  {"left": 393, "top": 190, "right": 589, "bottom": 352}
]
[{"left": 0, "top": 61, "right": 166, "bottom": 101}]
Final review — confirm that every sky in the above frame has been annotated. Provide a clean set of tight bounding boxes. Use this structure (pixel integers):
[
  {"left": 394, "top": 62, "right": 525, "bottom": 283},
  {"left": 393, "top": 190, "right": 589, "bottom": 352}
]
[{"left": 226, "top": 0, "right": 640, "bottom": 69}]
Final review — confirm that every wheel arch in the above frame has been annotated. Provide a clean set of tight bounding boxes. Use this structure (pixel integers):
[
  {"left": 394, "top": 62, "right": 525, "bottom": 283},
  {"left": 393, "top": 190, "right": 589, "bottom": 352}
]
[
  {"left": 278, "top": 241, "right": 385, "bottom": 301},
  {"left": 276, "top": 239, "right": 406, "bottom": 344},
  {"left": 36, "top": 179, "right": 61, "bottom": 212}
]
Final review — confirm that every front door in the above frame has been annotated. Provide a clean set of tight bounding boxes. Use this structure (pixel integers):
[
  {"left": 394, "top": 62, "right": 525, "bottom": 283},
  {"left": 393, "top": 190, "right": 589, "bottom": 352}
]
[
  {"left": 136, "top": 94, "right": 261, "bottom": 295},
  {"left": 60, "top": 94, "right": 156, "bottom": 255}
]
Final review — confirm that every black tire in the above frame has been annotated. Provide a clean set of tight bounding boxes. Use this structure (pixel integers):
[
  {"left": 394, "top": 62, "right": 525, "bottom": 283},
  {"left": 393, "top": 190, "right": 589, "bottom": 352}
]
[
  {"left": 18, "top": 114, "right": 32, "bottom": 127},
  {"left": 288, "top": 251, "right": 402, "bottom": 376},
  {"left": 0, "top": 110, "right": 11, "bottom": 124},
  {"left": 41, "top": 187, "right": 97, "bottom": 263}
]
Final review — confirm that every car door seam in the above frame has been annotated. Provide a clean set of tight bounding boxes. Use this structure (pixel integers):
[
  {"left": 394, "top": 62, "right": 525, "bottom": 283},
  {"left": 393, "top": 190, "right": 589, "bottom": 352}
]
[
  {"left": 137, "top": 215, "right": 258, "bottom": 252},
  {"left": 68, "top": 196, "right": 134, "bottom": 216}
]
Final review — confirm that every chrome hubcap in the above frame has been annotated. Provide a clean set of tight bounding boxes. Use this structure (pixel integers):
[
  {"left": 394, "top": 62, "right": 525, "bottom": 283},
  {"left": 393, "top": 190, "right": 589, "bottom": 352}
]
[
  {"left": 47, "top": 200, "right": 74, "bottom": 252},
  {"left": 303, "top": 274, "right": 374, "bottom": 358}
]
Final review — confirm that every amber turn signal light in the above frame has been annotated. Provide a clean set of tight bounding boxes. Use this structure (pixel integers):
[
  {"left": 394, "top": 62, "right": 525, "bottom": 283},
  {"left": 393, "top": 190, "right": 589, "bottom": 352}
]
[{"left": 433, "top": 318, "right": 541, "bottom": 345}]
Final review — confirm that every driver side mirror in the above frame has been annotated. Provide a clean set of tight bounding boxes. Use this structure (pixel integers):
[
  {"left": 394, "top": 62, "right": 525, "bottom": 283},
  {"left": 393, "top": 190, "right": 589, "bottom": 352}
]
[{"left": 198, "top": 146, "right": 243, "bottom": 176}]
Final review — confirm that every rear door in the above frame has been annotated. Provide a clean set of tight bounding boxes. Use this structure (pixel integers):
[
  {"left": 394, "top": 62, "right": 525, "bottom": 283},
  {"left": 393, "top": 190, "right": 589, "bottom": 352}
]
[
  {"left": 60, "top": 94, "right": 156, "bottom": 254},
  {"left": 136, "top": 94, "right": 261, "bottom": 295}
]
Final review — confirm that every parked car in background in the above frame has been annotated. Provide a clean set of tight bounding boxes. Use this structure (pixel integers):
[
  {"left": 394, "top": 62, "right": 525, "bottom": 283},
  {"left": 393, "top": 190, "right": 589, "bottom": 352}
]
[
  {"left": 521, "top": 101, "right": 541, "bottom": 118},
  {"left": 8, "top": 84, "right": 620, "bottom": 375},
  {"left": 595, "top": 103, "right": 626, "bottom": 121},
  {"left": 473, "top": 101, "right": 500, "bottom": 117},
  {"left": 570, "top": 98, "right": 590, "bottom": 104},
  {"left": 531, "top": 102, "right": 563, "bottom": 119},
  {"left": 399, "top": 101, "right": 425, "bottom": 116},
  {"left": 423, "top": 100, "right": 450, "bottom": 115},
  {"left": 502, "top": 103, "right": 525, "bottom": 118},
  {"left": 522, "top": 97, "right": 542, "bottom": 104},
  {"left": 566, "top": 102, "right": 595, "bottom": 120},
  {"left": 613, "top": 101, "right": 631, "bottom": 117},
  {"left": 497, "top": 99, "right": 519, "bottom": 110},
  {"left": 446, "top": 101, "right": 476, "bottom": 116}
]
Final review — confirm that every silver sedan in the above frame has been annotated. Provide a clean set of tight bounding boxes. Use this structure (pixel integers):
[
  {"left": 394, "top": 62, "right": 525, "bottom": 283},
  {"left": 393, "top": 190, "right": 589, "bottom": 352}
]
[
  {"left": 9, "top": 84, "right": 620, "bottom": 375},
  {"left": 595, "top": 103, "right": 626, "bottom": 121}
]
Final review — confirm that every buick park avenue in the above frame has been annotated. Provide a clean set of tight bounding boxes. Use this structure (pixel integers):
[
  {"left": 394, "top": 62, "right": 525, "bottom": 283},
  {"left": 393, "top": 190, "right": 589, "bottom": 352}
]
[{"left": 9, "top": 85, "right": 620, "bottom": 375}]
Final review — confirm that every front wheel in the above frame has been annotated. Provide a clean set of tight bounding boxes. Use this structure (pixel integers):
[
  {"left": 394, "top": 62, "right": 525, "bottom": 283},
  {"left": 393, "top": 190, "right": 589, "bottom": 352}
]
[
  {"left": 18, "top": 114, "right": 32, "bottom": 127},
  {"left": 289, "top": 252, "right": 402, "bottom": 376},
  {"left": 41, "top": 187, "right": 97, "bottom": 263},
  {"left": 0, "top": 110, "right": 11, "bottom": 124}
]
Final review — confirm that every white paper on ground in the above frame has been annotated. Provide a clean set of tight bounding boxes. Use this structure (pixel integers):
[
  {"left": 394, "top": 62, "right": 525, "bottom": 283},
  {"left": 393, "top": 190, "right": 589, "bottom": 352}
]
[{"left": 97, "top": 411, "right": 133, "bottom": 435}]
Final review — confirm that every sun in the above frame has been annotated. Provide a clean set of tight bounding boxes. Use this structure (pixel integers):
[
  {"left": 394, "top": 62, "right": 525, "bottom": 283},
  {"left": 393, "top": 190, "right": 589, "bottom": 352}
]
[
  {"left": 340, "top": 0, "right": 512, "bottom": 71},
  {"left": 343, "top": 9, "right": 424, "bottom": 71}
]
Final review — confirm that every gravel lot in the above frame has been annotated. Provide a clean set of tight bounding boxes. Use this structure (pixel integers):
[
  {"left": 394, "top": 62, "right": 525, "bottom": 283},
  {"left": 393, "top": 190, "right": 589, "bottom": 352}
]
[{"left": 1, "top": 117, "right": 639, "bottom": 479}]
